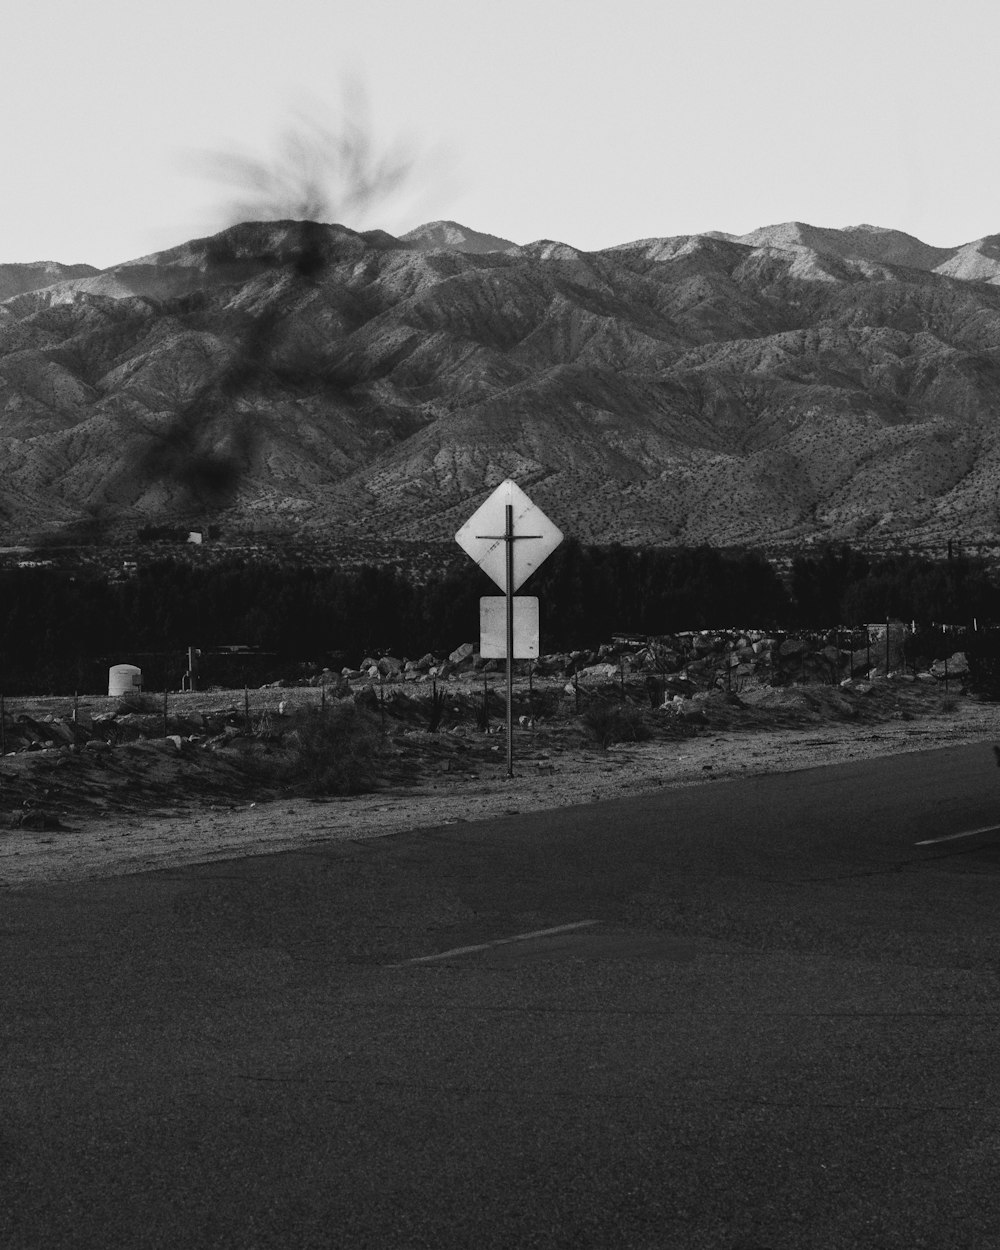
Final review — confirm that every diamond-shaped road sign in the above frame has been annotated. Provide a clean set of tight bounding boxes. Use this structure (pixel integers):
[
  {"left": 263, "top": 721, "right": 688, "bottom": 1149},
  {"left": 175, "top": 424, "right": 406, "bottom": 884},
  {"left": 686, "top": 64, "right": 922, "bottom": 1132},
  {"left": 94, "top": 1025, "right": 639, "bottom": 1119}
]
[{"left": 455, "top": 479, "right": 563, "bottom": 592}]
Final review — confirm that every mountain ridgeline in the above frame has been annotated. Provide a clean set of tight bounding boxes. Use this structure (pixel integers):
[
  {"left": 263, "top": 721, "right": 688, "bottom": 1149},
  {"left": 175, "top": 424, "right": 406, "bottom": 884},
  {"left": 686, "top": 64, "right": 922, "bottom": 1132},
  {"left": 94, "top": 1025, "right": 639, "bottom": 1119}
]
[{"left": 3, "top": 217, "right": 1000, "bottom": 552}]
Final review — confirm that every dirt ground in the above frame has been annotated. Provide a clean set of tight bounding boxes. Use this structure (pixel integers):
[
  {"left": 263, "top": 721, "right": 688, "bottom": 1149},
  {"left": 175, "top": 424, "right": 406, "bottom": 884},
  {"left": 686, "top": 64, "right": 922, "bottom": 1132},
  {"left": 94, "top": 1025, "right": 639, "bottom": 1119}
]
[{"left": 2, "top": 678, "right": 998, "bottom": 888}]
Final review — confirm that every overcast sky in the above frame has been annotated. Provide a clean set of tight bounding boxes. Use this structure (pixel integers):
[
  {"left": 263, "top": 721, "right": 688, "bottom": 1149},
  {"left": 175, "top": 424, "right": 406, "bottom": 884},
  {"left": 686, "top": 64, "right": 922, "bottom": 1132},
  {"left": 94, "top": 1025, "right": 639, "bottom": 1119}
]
[{"left": 5, "top": 0, "right": 999, "bottom": 267}]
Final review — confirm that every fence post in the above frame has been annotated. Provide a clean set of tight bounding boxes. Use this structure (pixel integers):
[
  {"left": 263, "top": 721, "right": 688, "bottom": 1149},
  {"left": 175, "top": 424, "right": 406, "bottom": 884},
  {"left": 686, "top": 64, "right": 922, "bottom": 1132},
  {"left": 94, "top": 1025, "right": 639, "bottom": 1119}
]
[
  {"left": 162, "top": 687, "right": 168, "bottom": 737},
  {"left": 1, "top": 692, "right": 5, "bottom": 757},
  {"left": 574, "top": 672, "right": 580, "bottom": 714}
]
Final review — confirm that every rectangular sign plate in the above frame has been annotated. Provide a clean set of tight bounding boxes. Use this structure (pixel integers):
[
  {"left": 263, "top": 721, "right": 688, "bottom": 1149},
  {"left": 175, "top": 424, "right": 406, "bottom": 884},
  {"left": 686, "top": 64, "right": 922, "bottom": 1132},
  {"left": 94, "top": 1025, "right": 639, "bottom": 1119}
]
[{"left": 480, "top": 596, "right": 540, "bottom": 659}]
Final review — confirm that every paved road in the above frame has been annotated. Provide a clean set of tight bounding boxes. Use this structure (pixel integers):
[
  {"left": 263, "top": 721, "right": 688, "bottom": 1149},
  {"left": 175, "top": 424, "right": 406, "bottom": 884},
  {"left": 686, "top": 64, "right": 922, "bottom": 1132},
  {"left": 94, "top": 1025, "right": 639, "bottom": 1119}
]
[{"left": 4, "top": 742, "right": 1000, "bottom": 1249}]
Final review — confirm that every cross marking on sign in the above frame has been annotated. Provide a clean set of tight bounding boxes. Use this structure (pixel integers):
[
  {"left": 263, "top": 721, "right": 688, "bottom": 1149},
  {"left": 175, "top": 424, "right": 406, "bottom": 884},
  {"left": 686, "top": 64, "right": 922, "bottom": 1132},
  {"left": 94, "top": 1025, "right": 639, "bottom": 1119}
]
[{"left": 455, "top": 479, "right": 562, "bottom": 594}]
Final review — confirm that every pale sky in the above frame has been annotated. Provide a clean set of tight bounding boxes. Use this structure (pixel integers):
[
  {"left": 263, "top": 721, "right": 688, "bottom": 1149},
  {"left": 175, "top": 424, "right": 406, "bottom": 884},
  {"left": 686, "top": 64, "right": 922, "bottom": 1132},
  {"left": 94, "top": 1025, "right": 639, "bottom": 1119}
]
[{"left": 4, "top": 0, "right": 999, "bottom": 267}]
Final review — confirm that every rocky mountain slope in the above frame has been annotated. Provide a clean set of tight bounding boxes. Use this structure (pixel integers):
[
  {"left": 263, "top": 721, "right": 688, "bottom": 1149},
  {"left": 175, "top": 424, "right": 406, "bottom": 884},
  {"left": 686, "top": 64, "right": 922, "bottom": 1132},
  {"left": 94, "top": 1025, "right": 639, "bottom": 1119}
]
[
  {"left": 400, "top": 220, "right": 518, "bottom": 254},
  {"left": 3, "top": 217, "right": 1000, "bottom": 553},
  {"left": 0, "top": 261, "right": 101, "bottom": 303}
]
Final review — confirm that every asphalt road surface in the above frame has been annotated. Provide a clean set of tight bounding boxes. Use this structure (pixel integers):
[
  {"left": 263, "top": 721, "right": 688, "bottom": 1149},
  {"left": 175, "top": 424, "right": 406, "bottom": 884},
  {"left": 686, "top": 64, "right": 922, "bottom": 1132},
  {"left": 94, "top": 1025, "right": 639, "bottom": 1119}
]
[{"left": 4, "top": 742, "right": 1000, "bottom": 1249}]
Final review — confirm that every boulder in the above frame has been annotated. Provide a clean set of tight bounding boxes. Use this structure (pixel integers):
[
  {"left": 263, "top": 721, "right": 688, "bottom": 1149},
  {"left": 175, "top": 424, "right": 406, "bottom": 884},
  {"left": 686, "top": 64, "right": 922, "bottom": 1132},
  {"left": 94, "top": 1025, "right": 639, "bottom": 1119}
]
[
  {"left": 648, "top": 647, "right": 682, "bottom": 672},
  {"left": 577, "top": 663, "right": 620, "bottom": 683},
  {"left": 377, "top": 656, "right": 403, "bottom": 677},
  {"left": 41, "top": 718, "right": 77, "bottom": 744},
  {"left": 930, "top": 652, "right": 969, "bottom": 678},
  {"left": 534, "top": 653, "right": 569, "bottom": 676},
  {"left": 776, "top": 638, "right": 809, "bottom": 659},
  {"left": 661, "top": 695, "right": 706, "bottom": 719},
  {"left": 449, "top": 642, "right": 475, "bottom": 665}
]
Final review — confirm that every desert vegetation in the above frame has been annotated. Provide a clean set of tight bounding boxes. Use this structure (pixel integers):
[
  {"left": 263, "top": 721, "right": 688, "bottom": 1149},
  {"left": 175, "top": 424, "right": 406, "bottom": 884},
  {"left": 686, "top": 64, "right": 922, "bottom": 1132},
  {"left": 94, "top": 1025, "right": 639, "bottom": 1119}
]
[{"left": 1, "top": 541, "right": 997, "bottom": 697}]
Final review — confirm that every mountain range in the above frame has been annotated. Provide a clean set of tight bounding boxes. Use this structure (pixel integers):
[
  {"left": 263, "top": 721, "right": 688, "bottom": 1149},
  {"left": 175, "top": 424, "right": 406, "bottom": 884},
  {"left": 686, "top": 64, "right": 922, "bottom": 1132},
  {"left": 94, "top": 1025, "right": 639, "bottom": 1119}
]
[{"left": 3, "top": 215, "right": 1000, "bottom": 556}]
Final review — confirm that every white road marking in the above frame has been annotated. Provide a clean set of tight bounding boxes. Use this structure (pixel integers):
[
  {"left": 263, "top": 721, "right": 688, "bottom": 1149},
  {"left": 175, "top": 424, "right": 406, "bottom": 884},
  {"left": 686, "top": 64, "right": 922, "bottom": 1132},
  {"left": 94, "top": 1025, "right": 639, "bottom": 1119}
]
[
  {"left": 915, "top": 824, "right": 1000, "bottom": 847},
  {"left": 393, "top": 920, "right": 601, "bottom": 966}
]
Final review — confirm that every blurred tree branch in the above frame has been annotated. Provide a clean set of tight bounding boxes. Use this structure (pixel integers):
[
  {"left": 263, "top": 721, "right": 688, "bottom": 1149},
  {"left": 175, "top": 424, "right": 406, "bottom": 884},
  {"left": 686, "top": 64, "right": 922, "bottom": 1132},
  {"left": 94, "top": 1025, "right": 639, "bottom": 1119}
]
[
  {"left": 132, "top": 87, "right": 431, "bottom": 514},
  {"left": 194, "top": 85, "right": 418, "bottom": 226}
]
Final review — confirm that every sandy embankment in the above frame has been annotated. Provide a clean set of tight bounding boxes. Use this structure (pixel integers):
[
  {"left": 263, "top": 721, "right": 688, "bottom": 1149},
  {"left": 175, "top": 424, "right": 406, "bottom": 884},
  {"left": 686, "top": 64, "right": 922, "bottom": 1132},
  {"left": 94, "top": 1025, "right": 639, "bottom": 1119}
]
[{"left": 4, "top": 690, "right": 999, "bottom": 888}]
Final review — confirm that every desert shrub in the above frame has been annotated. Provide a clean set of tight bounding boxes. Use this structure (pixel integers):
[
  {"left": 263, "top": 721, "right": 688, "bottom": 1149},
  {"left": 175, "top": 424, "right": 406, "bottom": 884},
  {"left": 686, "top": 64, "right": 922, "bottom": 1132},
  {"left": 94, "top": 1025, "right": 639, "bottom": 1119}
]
[
  {"left": 966, "top": 633, "right": 1000, "bottom": 701},
  {"left": 427, "top": 684, "right": 445, "bottom": 733},
  {"left": 99, "top": 720, "right": 140, "bottom": 745},
  {"left": 276, "top": 701, "right": 382, "bottom": 794},
  {"left": 581, "top": 700, "right": 652, "bottom": 749},
  {"left": 247, "top": 708, "right": 279, "bottom": 740}
]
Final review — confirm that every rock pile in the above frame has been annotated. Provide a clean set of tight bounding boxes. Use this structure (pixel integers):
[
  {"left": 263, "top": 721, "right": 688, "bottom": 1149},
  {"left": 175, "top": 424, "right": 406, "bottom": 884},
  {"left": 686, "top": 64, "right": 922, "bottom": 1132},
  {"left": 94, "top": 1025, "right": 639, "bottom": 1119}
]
[
  {"left": 333, "top": 628, "right": 945, "bottom": 695},
  {"left": 0, "top": 707, "right": 253, "bottom": 756}
]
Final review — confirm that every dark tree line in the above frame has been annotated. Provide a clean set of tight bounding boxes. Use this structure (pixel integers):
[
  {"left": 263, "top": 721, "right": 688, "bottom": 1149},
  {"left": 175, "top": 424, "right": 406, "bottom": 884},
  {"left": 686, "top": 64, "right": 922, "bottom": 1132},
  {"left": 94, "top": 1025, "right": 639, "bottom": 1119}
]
[
  {"left": 2, "top": 542, "right": 999, "bottom": 694},
  {"left": 790, "top": 545, "right": 1000, "bottom": 627}
]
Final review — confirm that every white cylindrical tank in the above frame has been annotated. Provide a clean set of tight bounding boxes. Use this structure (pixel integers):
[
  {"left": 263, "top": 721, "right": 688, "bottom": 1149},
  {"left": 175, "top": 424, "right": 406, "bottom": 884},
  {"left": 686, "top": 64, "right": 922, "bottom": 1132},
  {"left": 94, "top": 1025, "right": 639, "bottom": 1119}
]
[{"left": 108, "top": 664, "right": 143, "bottom": 697}]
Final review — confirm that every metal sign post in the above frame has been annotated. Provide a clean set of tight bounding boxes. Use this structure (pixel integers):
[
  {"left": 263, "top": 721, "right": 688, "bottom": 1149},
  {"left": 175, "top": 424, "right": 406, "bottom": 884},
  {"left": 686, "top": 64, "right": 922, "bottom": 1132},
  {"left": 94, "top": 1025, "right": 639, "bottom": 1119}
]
[
  {"left": 476, "top": 504, "right": 541, "bottom": 777},
  {"left": 505, "top": 505, "right": 515, "bottom": 775},
  {"left": 455, "top": 480, "right": 563, "bottom": 778}
]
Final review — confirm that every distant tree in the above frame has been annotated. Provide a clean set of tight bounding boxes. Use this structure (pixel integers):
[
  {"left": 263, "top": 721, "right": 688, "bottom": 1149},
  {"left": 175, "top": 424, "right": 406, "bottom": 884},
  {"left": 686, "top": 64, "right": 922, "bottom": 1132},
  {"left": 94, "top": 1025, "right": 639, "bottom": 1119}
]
[
  {"left": 842, "top": 552, "right": 999, "bottom": 626},
  {"left": 791, "top": 545, "right": 870, "bottom": 626}
]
